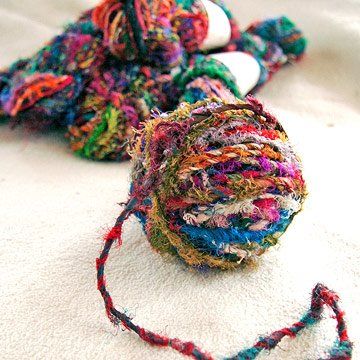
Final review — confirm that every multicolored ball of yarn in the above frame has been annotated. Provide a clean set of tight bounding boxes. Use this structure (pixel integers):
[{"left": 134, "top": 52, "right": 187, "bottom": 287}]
[{"left": 101, "top": 97, "right": 306, "bottom": 270}]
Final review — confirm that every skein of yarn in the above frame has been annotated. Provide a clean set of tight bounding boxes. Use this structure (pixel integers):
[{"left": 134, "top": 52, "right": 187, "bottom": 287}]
[
  {"left": 0, "top": 0, "right": 307, "bottom": 161},
  {"left": 64, "top": 15, "right": 305, "bottom": 161},
  {"left": 96, "top": 97, "right": 352, "bottom": 359},
  {"left": 63, "top": 17, "right": 304, "bottom": 161}
]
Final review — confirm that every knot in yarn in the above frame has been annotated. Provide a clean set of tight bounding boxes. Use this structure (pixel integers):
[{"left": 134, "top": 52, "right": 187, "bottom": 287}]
[{"left": 129, "top": 97, "right": 307, "bottom": 269}]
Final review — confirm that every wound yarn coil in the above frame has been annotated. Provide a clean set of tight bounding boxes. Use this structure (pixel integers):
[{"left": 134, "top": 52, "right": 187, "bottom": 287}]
[{"left": 102, "top": 97, "right": 307, "bottom": 269}]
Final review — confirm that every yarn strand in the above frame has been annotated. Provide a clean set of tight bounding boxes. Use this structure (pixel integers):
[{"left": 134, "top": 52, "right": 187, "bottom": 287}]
[
  {"left": 225, "top": 283, "right": 352, "bottom": 360},
  {"left": 96, "top": 196, "right": 215, "bottom": 360},
  {"left": 97, "top": 222, "right": 352, "bottom": 359},
  {"left": 97, "top": 197, "right": 137, "bottom": 320}
]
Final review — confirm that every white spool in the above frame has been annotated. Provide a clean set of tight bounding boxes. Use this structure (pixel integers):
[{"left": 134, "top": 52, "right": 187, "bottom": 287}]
[
  {"left": 210, "top": 51, "right": 262, "bottom": 95},
  {"left": 199, "top": 0, "right": 232, "bottom": 51}
]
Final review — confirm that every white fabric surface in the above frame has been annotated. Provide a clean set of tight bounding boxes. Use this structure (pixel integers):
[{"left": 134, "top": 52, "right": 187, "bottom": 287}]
[{"left": 1, "top": 1, "right": 359, "bottom": 359}]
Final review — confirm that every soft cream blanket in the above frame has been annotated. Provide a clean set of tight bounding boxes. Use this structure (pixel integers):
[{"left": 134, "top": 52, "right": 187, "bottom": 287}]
[{"left": 0, "top": 1, "right": 359, "bottom": 359}]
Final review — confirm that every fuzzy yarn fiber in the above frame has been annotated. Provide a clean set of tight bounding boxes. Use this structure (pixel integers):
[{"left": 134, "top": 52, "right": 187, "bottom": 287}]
[
  {"left": 96, "top": 98, "right": 351, "bottom": 358},
  {"left": 128, "top": 97, "right": 306, "bottom": 268}
]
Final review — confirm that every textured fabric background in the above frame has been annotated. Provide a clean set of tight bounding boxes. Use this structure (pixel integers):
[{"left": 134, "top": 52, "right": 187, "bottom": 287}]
[{"left": 0, "top": 1, "right": 359, "bottom": 359}]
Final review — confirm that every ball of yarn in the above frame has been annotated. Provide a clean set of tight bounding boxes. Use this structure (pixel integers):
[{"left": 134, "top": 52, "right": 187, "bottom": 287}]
[
  {"left": 96, "top": 100, "right": 352, "bottom": 360},
  {"left": 127, "top": 97, "right": 306, "bottom": 269},
  {"left": 247, "top": 16, "right": 307, "bottom": 59}
]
